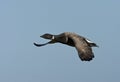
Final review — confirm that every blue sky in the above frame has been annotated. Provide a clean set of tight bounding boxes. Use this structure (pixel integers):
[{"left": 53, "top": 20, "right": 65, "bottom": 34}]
[{"left": 0, "top": 0, "right": 120, "bottom": 82}]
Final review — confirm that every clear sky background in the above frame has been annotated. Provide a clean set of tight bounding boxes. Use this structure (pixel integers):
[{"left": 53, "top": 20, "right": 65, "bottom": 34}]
[{"left": 0, "top": 0, "right": 120, "bottom": 82}]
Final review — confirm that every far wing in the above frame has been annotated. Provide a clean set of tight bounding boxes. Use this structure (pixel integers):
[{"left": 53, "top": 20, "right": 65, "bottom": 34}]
[
  {"left": 34, "top": 40, "right": 56, "bottom": 47},
  {"left": 34, "top": 42, "right": 48, "bottom": 47}
]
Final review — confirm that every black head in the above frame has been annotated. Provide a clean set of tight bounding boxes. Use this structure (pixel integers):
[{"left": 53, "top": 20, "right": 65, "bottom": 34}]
[{"left": 40, "top": 33, "right": 54, "bottom": 39}]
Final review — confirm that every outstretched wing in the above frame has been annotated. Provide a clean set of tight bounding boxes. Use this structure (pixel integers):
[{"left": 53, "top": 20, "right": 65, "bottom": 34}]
[
  {"left": 75, "top": 40, "right": 94, "bottom": 61},
  {"left": 34, "top": 42, "right": 48, "bottom": 47},
  {"left": 34, "top": 40, "right": 56, "bottom": 47},
  {"left": 67, "top": 33, "right": 94, "bottom": 61}
]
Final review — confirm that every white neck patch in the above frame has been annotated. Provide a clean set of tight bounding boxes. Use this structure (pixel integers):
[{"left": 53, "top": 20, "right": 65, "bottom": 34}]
[{"left": 52, "top": 36, "right": 55, "bottom": 40}]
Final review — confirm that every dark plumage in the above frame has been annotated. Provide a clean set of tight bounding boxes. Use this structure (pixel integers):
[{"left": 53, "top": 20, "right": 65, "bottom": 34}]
[{"left": 34, "top": 32, "right": 98, "bottom": 61}]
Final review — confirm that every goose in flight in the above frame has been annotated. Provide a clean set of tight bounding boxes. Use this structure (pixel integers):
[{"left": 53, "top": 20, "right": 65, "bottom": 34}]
[{"left": 34, "top": 32, "right": 98, "bottom": 61}]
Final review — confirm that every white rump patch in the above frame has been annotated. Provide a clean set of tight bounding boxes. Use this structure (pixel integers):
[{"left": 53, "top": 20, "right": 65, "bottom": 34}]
[{"left": 85, "top": 38, "right": 93, "bottom": 43}]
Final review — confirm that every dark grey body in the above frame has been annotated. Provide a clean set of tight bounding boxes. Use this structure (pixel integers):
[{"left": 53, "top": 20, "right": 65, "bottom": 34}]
[{"left": 34, "top": 32, "right": 98, "bottom": 61}]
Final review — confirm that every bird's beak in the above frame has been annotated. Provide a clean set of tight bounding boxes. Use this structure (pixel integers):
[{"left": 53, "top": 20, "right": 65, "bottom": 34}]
[{"left": 40, "top": 34, "right": 44, "bottom": 38}]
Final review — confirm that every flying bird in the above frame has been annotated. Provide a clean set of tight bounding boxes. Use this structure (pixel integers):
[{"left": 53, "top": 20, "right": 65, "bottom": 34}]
[{"left": 34, "top": 32, "right": 98, "bottom": 61}]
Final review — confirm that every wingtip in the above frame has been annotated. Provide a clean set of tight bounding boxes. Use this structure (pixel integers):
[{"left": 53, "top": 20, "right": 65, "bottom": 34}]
[
  {"left": 33, "top": 42, "right": 42, "bottom": 47},
  {"left": 79, "top": 53, "right": 94, "bottom": 61},
  {"left": 33, "top": 42, "right": 38, "bottom": 46}
]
